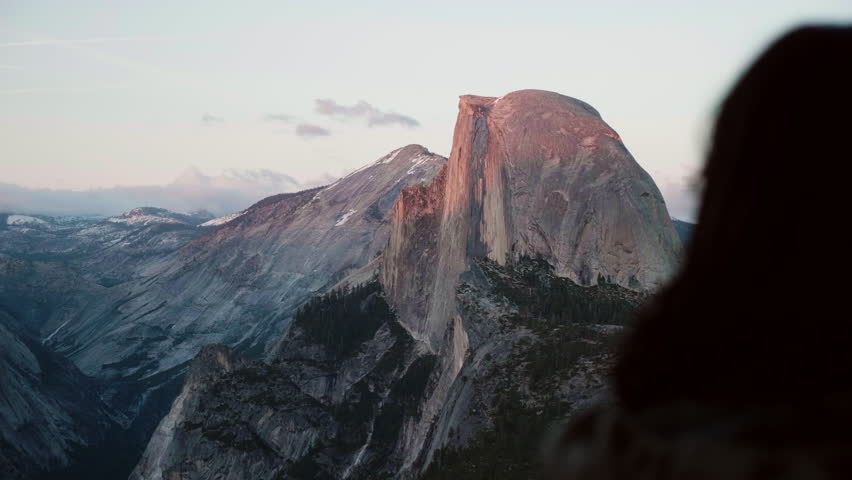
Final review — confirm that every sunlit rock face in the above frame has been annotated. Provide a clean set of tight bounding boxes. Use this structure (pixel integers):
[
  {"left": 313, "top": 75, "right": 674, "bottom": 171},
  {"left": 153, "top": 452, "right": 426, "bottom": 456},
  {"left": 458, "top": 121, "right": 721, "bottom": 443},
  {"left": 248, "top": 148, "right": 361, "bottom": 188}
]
[
  {"left": 383, "top": 89, "right": 681, "bottom": 347},
  {"left": 131, "top": 91, "right": 683, "bottom": 480},
  {"left": 376, "top": 91, "right": 682, "bottom": 476}
]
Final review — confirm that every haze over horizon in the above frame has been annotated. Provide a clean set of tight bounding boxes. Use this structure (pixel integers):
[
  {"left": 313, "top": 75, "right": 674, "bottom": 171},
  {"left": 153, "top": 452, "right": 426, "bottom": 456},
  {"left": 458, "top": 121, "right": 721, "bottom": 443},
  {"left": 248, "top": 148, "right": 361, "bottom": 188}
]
[
  {"left": 2, "top": 8, "right": 850, "bottom": 479},
  {"left": 2, "top": 0, "right": 850, "bottom": 221}
]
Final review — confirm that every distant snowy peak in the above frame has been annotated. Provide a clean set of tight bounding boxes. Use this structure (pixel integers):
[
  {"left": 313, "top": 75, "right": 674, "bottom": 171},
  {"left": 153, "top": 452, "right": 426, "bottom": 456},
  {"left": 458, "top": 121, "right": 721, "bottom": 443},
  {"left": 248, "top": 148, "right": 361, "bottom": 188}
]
[
  {"left": 2, "top": 213, "right": 104, "bottom": 232},
  {"left": 313, "top": 145, "right": 443, "bottom": 203},
  {"left": 335, "top": 144, "right": 436, "bottom": 183},
  {"left": 171, "top": 166, "right": 209, "bottom": 186},
  {"left": 220, "top": 168, "right": 300, "bottom": 188},
  {"left": 378, "top": 147, "right": 404, "bottom": 165},
  {"left": 171, "top": 166, "right": 303, "bottom": 193},
  {"left": 6, "top": 214, "right": 48, "bottom": 226},
  {"left": 200, "top": 211, "right": 245, "bottom": 227},
  {"left": 375, "top": 144, "right": 432, "bottom": 167},
  {"left": 108, "top": 207, "right": 214, "bottom": 227},
  {"left": 108, "top": 214, "right": 181, "bottom": 226}
]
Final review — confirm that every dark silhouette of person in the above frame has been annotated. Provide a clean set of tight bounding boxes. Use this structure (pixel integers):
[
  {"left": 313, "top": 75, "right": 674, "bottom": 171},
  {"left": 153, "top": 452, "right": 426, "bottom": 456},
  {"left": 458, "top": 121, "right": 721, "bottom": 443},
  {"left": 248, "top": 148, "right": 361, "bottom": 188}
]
[{"left": 546, "top": 25, "right": 852, "bottom": 479}]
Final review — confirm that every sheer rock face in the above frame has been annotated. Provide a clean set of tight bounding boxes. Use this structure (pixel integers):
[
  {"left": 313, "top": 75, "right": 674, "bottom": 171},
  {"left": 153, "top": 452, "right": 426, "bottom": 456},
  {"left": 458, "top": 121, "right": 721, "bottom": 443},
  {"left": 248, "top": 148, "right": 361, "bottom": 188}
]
[
  {"left": 0, "top": 312, "right": 118, "bottom": 480},
  {"left": 130, "top": 91, "right": 683, "bottom": 480},
  {"left": 377, "top": 90, "right": 681, "bottom": 474},
  {"left": 383, "top": 90, "right": 681, "bottom": 347}
]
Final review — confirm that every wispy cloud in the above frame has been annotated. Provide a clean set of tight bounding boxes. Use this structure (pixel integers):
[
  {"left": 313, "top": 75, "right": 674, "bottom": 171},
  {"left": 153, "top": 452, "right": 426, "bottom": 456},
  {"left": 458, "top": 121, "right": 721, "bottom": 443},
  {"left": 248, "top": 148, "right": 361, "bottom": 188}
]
[
  {"left": 263, "top": 113, "right": 294, "bottom": 123},
  {"left": 0, "top": 35, "right": 182, "bottom": 48},
  {"left": 296, "top": 123, "right": 331, "bottom": 138},
  {"left": 315, "top": 99, "right": 419, "bottom": 128},
  {"left": 261, "top": 113, "right": 329, "bottom": 137},
  {"left": 367, "top": 112, "right": 420, "bottom": 127},
  {"left": 0, "top": 28, "right": 224, "bottom": 104},
  {"left": 201, "top": 113, "right": 224, "bottom": 125},
  {"left": 0, "top": 85, "right": 131, "bottom": 96}
]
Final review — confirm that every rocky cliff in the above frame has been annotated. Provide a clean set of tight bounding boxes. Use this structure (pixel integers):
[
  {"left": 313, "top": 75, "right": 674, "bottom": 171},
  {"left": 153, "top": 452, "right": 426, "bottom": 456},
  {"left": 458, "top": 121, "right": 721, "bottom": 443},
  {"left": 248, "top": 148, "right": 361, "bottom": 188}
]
[
  {"left": 132, "top": 90, "right": 682, "bottom": 479},
  {"left": 374, "top": 91, "right": 682, "bottom": 476},
  {"left": 0, "top": 311, "right": 119, "bottom": 480},
  {"left": 131, "top": 257, "right": 646, "bottom": 479},
  {"left": 383, "top": 90, "right": 681, "bottom": 347}
]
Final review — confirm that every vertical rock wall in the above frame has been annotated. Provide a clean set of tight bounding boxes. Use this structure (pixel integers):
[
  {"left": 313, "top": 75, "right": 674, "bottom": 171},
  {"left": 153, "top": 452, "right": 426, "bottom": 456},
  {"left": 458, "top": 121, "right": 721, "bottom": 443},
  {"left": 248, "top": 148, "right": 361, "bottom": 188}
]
[{"left": 383, "top": 90, "right": 681, "bottom": 347}]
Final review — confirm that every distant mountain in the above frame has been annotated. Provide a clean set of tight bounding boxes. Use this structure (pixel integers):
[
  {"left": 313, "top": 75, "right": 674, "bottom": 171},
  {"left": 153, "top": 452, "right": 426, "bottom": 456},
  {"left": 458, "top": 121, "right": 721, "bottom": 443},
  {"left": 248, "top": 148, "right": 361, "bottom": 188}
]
[
  {"left": 132, "top": 90, "right": 683, "bottom": 479},
  {"left": 0, "top": 208, "right": 212, "bottom": 288},
  {"left": 0, "top": 168, "right": 337, "bottom": 218},
  {"left": 106, "top": 207, "right": 214, "bottom": 227},
  {"left": 45, "top": 144, "right": 445, "bottom": 379}
]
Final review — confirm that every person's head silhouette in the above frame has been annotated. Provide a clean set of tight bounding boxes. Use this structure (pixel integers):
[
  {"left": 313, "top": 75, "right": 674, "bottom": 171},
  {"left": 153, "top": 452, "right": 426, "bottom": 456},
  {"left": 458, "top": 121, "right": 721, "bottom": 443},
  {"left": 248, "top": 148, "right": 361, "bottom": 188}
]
[
  {"left": 547, "top": 25, "right": 852, "bottom": 479},
  {"left": 615, "top": 25, "right": 852, "bottom": 410}
]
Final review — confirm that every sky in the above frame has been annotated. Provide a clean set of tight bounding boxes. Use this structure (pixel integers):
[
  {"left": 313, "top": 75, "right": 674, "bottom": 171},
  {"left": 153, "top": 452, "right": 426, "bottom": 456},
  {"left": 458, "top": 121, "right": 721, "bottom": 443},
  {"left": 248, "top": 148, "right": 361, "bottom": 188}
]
[{"left": 1, "top": 1, "right": 850, "bottom": 221}]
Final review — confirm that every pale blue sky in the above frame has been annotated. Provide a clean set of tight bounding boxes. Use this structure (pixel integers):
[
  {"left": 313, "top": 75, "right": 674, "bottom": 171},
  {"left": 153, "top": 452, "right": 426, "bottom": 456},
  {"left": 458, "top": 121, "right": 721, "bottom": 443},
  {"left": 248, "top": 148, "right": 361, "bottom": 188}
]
[{"left": 1, "top": 1, "right": 850, "bottom": 219}]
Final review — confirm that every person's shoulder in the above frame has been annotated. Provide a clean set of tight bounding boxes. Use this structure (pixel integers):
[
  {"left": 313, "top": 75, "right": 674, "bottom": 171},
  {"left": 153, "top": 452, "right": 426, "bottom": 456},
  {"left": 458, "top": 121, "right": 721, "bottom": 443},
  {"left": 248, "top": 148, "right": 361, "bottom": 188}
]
[{"left": 543, "top": 401, "right": 852, "bottom": 480}]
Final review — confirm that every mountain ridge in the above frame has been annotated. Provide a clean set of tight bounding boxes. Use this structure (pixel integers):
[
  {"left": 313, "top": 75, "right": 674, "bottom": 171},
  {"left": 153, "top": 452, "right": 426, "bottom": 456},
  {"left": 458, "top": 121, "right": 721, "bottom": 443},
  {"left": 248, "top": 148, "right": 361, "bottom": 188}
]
[{"left": 130, "top": 90, "right": 683, "bottom": 479}]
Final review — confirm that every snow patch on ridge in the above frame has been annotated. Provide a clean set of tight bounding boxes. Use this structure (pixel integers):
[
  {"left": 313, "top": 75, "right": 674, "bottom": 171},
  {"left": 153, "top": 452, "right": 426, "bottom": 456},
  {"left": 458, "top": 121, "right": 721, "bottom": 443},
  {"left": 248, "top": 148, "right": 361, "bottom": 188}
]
[
  {"left": 44, "top": 318, "right": 73, "bottom": 342},
  {"left": 342, "top": 427, "right": 373, "bottom": 479},
  {"left": 108, "top": 215, "right": 182, "bottom": 226},
  {"left": 319, "top": 147, "right": 414, "bottom": 201},
  {"left": 379, "top": 148, "right": 402, "bottom": 165},
  {"left": 200, "top": 211, "right": 245, "bottom": 227},
  {"left": 407, "top": 154, "right": 431, "bottom": 175},
  {"left": 335, "top": 209, "right": 357, "bottom": 226}
]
